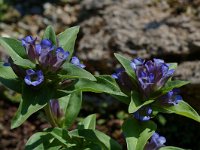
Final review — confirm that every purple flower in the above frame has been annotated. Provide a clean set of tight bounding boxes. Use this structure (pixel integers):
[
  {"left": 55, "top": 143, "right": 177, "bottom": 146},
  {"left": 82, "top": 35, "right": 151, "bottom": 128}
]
[
  {"left": 131, "top": 58, "right": 175, "bottom": 97},
  {"left": 24, "top": 69, "right": 44, "bottom": 86},
  {"left": 21, "top": 36, "right": 38, "bottom": 62},
  {"left": 21, "top": 36, "right": 36, "bottom": 47},
  {"left": 133, "top": 106, "right": 152, "bottom": 121},
  {"left": 145, "top": 132, "right": 166, "bottom": 150},
  {"left": 71, "top": 56, "right": 86, "bottom": 68},
  {"left": 52, "top": 47, "right": 70, "bottom": 69},
  {"left": 159, "top": 89, "right": 182, "bottom": 106},
  {"left": 112, "top": 68, "right": 135, "bottom": 92},
  {"left": 112, "top": 68, "right": 124, "bottom": 79},
  {"left": 38, "top": 39, "right": 55, "bottom": 65},
  {"left": 50, "top": 99, "right": 63, "bottom": 119}
]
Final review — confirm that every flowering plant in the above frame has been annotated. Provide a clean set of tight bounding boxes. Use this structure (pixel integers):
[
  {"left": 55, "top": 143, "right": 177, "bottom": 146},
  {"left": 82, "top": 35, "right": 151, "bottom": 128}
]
[
  {"left": 113, "top": 53, "right": 200, "bottom": 150},
  {"left": 0, "top": 26, "right": 199, "bottom": 150}
]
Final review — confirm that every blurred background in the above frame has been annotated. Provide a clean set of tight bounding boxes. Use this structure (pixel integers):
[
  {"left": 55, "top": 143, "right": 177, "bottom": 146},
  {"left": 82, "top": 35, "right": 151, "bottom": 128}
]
[{"left": 0, "top": 0, "right": 200, "bottom": 149}]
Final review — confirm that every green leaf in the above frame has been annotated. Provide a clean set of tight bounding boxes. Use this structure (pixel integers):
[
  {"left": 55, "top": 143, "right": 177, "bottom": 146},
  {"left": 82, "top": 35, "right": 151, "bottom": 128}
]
[
  {"left": 59, "top": 62, "right": 96, "bottom": 81},
  {"left": 160, "top": 146, "right": 185, "bottom": 150},
  {"left": 25, "top": 131, "right": 65, "bottom": 150},
  {"left": 0, "top": 37, "right": 34, "bottom": 68},
  {"left": 79, "top": 114, "right": 96, "bottom": 130},
  {"left": 57, "top": 26, "right": 80, "bottom": 58},
  {"left": 0, "top": 62, "right": 22, "bottom": 92},
  {"left": 11, "top": 84, "right": 55, "bottom": 129},
  {"left": 168, "top": 63, "right": 177, "bottom": 70},
  {"left": 122, "top": 118, "right": 157, "bottom": 150},
  {"left": 114, "top": 53, "right": 136, "bottom": 80},
  {"left": 48, "top": 128, "right": 75, "bottom": 147},
  {"left": 0, "top": 37, "right": 27, "bottom": 58},
  {"left": 128, "top": 91, "right": 154, "bottom": 113},
  {"left": 153, "top": 100, "right": 200, "bottom": 123},
  {"left": 59, "top": 91, "right": 82, "bottom": 128},
  {"left": 64, "top": 75, "right": 126, "bottom": 97},
  {"left": 152, "top": 80, "right": 190, "bottom": 98},
  {"left": 161, "top": 80, "right": 190, "bottom": 94},
  {"left": 43, "top": 25, "right": 57, "bottom": 45},
  {"left": 70, "top": 129, "right": 122, "bottom": 150}
]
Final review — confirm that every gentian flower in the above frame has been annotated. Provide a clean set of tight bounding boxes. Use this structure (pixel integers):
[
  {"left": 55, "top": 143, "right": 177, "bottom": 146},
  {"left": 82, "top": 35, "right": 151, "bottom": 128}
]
[
  {"left": 71, "top": 56, "right": 86, "bottom": 68},
  {"left": 52, "top": 47, "right": 70, "bottom": 70},
  {"left": 131, "top": 58, "right": 175, "bottom": 97},
  {"left": 133, "top": 106, "right": 152, "bottom": 121},
  {"left": 24, "top": 69, "right": 44, "bottom": 86},
  {"left": 22, "top": 36, "right": 38, "bottom": 62},
  {"left": 112, "top": 68, "right": 135, "bottom": 92},
  {"left": 159, "top": 89, "right": 182, "bottom": 106},
  {"left": 145, "top": 132, "right": 166, "bottom": 150},
  {"left": 50, "top": 99, "right": 63, "bottom": 119},
  {"left": 21, "top": 36, "right": 36, "bottom": 47}
]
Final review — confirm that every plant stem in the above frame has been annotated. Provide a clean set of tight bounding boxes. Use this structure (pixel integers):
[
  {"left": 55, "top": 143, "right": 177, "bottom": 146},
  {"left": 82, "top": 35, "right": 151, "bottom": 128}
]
[{"left": 44, "top": 103, "right": 58, "bottom": 127}]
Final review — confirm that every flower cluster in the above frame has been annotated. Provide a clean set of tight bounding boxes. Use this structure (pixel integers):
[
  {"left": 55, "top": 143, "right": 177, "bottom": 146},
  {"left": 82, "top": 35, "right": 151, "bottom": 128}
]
[
  {"left": 22, "top": 36, "right": 70, "bottom": 72},
  {"left": 130, "top": 58, "right": 175, "bottom": 98},
  {"left": 145, "top": 132, "right": 166, "bottom": 150},
  {"left": 21, "top": 36, "right": 85, "bottom": 87},
  {"left": 112, "top": 57, "right": 183, "bottom": 122}
]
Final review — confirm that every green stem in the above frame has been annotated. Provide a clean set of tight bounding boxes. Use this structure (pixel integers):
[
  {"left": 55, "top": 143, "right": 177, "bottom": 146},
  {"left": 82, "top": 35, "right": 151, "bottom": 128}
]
[{"left": 44, "top": 103, "right": 58, "bottom": 127}]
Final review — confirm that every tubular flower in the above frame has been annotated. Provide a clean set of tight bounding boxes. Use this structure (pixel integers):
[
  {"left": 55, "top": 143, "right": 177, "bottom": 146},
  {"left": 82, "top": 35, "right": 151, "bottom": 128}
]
[
  {"left": 24, "top": 69, "right": 44, "bottom": 86},
  {"left": 71, "top": 56, "right": 86, "bottom": 68},
  {"left": 145, "top": 132, "right": 166, "bottom": 150},
  {"left": 21, "top": 37, "right": 70, "bottom": 72},
  {"left": 22, "top": 36, "right": 38, "bottom": 62},
  {"left": 133, "top": 106, "right": 152, "bottom": 121},
  {"left": 130, "top": 58, "right": 175, "bottom": 97},
  {"left": 159, "top": 89, "right": 182, "bottom": 106},
  {"left": 50, "top": 99, "right": 63, "bottom": 119}
]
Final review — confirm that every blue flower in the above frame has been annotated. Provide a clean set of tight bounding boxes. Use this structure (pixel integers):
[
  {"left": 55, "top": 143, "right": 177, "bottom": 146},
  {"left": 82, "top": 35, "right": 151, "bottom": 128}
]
[
  {"left": 145, "top": 132, "right": 166, "bottom": 150},
  {"left": 133, "top": 106, "right": 152, "bottom": 121},
  {"left": 159, "top": 89, "right": 182, "bottom": 105},
  {"left": 131, "top": 58, "right": 175, "bottom": 97},
  {"left": 21, "top": 36, "right": 36, "bottom": 47},
  {"left": 24, "top": 69, "right": 44, "bottom": 86},
  {"left": 71, "top": 56, "right": 86, "bottom": 68},
  {"left": 21, "top": 36, "right": 38, "bottom": 62},
  {"left": 49, "top": 47, "right": 70, "bottom": 71}
]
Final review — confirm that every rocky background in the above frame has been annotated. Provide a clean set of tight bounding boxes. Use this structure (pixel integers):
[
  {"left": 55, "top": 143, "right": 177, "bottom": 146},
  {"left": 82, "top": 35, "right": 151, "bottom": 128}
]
[{"left": 0, "top": 0, "right": 200, "bottom": 149}]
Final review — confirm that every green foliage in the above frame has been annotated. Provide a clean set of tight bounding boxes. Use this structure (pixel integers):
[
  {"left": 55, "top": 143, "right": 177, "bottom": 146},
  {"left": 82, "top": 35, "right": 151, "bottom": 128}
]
[
  {"left": 57, "top": 26, "right": 80, "bottom": 58},
  {"left": 122, "top": 118, "right": 157, "bottom": 150}
]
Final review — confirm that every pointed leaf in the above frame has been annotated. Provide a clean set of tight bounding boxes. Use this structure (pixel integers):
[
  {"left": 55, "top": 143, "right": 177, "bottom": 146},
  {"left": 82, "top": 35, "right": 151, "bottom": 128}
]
[
  {"left": 64, "top": 75, "right": 126, "bottom": 97},
  {"left": 43, "top": 25, "right": 57, "bottom": 45},
  {"left": 114, "top": 53, "right": 136, "bottom": 80},
  {"left": 11, "top": 84, "right": 55, "bottom": 129},
  {"left": 48, "top": 128, "right": 75, "bottom": 147},
  {"left": 160, "top": 146, "right": 185, "bottom": 150},
  {"left": 168, "top": 63, "right": 177, "bottom": 70},
  {"left": 0, "top": 37, "right": 27, "bottom": 58},
  {"left": 57, "top": 26, "right": 80, "bottom": 58},
  {"left": 80, "top": 114, "right": 96, "bottom": 130},
  {"left": 25, "top": 131, "right": 65, "bottom": 150},
  {"left": 0, "top": 37, "right": 34, "bottom": 68},
  {"left": 152, "top": 80, "right": 190, "bottom": 98},
  {"left": 59, "top": 62, "right": 96, "bottom": 81},
  {"left": 122, "top": 118, "right": 157, "bottom": 150},
  {"left": 153, "top": 100, "right": 200, "bottom": 123},
  {"left": 70, "top": 129, "right": 122, "bottom": 150},
  {"left": 59, "top": 91, "right": 82, "bottom": 128},
  {"left": 128, "top": 91, "right": 154, "bottom": 113},
  {"left": 0, "top": 62, "right": 22, "bottom": 92}
]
